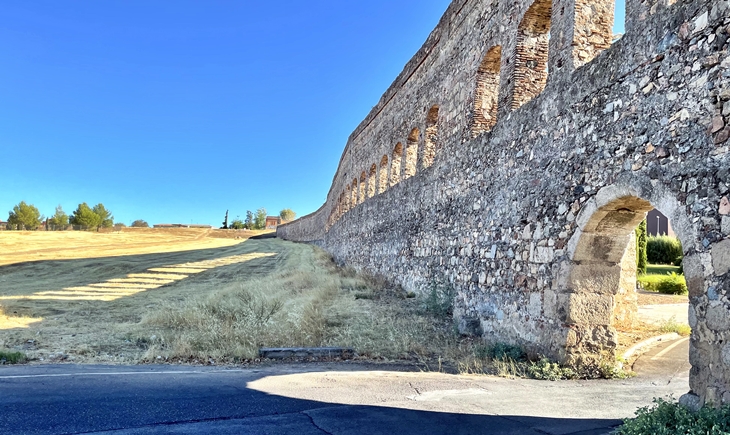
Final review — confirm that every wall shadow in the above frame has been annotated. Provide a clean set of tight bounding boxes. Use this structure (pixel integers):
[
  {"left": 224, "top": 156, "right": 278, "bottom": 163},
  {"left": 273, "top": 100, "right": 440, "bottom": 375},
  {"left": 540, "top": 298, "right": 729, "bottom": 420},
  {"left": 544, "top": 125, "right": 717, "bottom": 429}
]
[{"left": 0, "top": 365, "right": 624, "bottom": 434}]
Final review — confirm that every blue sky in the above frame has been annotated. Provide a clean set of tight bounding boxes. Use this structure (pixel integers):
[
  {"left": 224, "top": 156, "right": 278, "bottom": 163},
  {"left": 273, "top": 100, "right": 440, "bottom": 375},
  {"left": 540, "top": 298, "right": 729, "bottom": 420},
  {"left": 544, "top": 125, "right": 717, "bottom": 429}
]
[{"left": 0, "top": 1, "right": 626, "bottom": 226}]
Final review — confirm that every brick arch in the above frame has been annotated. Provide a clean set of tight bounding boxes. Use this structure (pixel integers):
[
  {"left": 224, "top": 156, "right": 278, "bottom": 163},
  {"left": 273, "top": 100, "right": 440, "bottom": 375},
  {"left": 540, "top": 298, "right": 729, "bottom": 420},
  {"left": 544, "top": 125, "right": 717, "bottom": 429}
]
[
  {"left": 359, "top": 171, "right": 367, "bottom": 204},
  {"left": 368, "top": 164, "right": 377, "bottom": 198},
  {"left": 472, "top": 46, "right": 502, "bottom": 136},
  {"left": 351, "top": 179, "right": 358, "bottom": 207},
  {"left": 512, "top": 0, "right": 552, "bottom": 110},
  {"left": 390, "top": 143, "right": 403, "bottom": 187},
  {"left": 423, "top": 105, "right": 439, "bottom": 169},
  {"left": 404, "top": 128, "right": 419, "bottom": 180},
  {"left": 378, "top": 155, "right": 389, "bottom": 194}
]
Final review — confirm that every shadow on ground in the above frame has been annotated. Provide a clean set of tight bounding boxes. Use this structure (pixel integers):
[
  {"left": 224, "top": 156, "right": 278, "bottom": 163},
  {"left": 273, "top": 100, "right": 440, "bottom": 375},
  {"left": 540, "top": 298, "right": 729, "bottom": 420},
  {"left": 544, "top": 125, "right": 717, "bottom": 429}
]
[{"left": 0, "top": 364, "right": 622, "bottom": 435}]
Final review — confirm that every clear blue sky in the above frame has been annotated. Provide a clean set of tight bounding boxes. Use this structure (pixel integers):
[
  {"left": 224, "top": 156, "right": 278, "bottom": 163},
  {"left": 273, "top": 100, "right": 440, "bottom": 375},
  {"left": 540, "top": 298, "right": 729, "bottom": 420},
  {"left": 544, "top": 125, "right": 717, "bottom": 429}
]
[{"left": 0, "top": 1, "right": 625, "bottom": 226}]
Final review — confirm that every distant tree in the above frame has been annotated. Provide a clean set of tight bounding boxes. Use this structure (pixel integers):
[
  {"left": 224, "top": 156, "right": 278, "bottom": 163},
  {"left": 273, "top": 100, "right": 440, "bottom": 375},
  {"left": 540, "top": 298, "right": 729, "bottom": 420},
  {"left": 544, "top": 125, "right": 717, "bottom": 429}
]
[
  {"left": 70, "top": 203, "right": 102, "bottom": 229},
  {"left": 230, "top": 218, "right": 245, "bottom": 230},
  {"left": 114, "top": 222, "right": 126, "bottom": 228},
  {"left": 131, "top": 219, "right": 149, "bottom": 228},
  {"left": 221, "top": 210, "right": 229, "bottom": 230},
  {"left": 92, "top": 203, "right": 114, "bottom": 228},
  {"left": 279, "top": 209, "right": 296, "bottom": 222},
  {"left": 635, "top": 219, "right": 648, "bottom": 274},
  {"left": 244, "top": 211, "right": 254, "bottom": 230},
  {"left": 254, "top": 208, "right": 267, "bottom": 230},
  {"left": 48, "top": 205, "right": 69, "bottom": 229},
  {"left": 8, "top": 201, "right": 42, "bottom": 230}
]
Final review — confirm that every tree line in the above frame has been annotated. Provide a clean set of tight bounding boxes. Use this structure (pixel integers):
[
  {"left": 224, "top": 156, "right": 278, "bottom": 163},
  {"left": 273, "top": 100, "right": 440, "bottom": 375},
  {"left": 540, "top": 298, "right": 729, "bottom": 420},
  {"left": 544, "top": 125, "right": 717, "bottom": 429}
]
[
  {"left": 221, "top": 208, "right": 296, "bottom": 230},
  {"left": 4, "top": 201, "right": 150, "bottom": 231}
]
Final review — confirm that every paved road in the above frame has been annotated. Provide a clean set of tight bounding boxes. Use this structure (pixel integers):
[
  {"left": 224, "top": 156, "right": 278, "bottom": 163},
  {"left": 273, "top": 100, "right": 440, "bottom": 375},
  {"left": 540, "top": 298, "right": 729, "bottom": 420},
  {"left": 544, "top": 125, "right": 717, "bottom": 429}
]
[
  {"left": 0, "top": 359, "right": 690, "bottom": 435},
  {"left": 632, "top": 335, "right": 691, "bottom": 382}
]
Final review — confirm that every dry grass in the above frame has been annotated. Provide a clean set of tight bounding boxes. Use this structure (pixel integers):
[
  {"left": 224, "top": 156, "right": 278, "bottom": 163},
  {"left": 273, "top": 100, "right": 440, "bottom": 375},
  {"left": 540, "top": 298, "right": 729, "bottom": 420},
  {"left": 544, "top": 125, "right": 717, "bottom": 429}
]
[
  {"left": 0, "top": 228, "right": 267, "bottom": 267},
  {"left": 139, "top": 245, "right": 464, "bottom": 364}
]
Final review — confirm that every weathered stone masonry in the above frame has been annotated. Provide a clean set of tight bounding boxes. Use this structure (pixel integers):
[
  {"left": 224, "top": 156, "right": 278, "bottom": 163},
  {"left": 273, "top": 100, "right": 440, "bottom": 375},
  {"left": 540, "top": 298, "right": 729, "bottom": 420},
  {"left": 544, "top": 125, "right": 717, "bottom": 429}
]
[{"left": 279, "top": 0, "right": 730, "bottom": 407}]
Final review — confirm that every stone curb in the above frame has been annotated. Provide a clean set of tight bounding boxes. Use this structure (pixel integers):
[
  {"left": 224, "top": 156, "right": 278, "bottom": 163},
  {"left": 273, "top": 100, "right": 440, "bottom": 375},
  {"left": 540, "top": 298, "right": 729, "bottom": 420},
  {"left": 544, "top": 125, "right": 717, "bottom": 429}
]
[
  {"left": 621, "top": 333, "right": 680, "bottom": 362},
  {"left": 259, "top": 347, "right": 356, "bottom": 360}
]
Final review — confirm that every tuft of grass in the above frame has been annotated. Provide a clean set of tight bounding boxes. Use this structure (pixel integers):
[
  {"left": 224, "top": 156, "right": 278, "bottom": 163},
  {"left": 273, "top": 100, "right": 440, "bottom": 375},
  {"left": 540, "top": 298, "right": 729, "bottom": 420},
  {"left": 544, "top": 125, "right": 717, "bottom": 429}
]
[
  {"left": 528, "top": 358, "right": 577, "bottom": 381},
  {"left": 0, "top": 350, "right": 27, "bottom": 364},
  {"left": 658, "top": 317, "right": 692, "bottom": 336},
  {"left": 617, "top": 398, "right": 730, "bottom": 434}
]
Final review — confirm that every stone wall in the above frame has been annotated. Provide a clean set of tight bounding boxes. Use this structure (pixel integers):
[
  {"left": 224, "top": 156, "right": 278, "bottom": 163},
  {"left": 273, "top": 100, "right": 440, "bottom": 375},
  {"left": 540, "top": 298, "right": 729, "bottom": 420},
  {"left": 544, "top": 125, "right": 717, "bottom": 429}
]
[{"left": 277, "top": 0, "right": 730, "bottom": 407}]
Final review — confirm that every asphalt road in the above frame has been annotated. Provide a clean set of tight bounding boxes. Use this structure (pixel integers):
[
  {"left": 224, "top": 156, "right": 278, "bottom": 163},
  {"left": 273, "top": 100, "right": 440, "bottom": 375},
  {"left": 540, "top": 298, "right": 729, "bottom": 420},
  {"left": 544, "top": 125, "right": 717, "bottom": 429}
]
[{"left": 0, "top": 350, "right": 690, "bottom": 435}]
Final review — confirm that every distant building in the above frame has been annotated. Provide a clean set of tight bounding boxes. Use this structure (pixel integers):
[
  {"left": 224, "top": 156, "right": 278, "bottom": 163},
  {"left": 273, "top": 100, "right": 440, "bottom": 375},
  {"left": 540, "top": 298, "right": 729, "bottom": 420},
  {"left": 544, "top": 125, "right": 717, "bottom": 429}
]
[
  {"left": 0, "top": 221, "right": 7, "bottom": 231},
  {"left": 647, "top": 209, "right": 675, "bottom": 237},
  {"left": 265, "top": 216, "right": 281, "bottom": 229},
  {"left": 153, "top": 223, "right": 212, "bottom": 229}
]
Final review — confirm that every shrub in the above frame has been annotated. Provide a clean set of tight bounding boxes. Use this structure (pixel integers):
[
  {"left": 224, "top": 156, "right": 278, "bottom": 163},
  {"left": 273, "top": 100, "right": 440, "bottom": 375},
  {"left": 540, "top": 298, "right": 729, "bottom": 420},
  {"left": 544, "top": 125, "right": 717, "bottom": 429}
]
[
  {"left": 528, "top": 358, "right": 576, "bottom": 381},
  {"left": 617, "top": 398, "right": 730, "bottom": 435},
  {"left": 421, "top": 283, "right": 455, "bottom": 318},
  {"left": 657, "top": 272, "right": 687, "bottom": 295},
  {"left": 474, "top": 342, "right": 526, "bottom": 361},
  {"left": 646, "top": 235, "right": 683, "bottom": 265},
  {"left": 0, "top": 350, "right": 26, "bottom": 364}
]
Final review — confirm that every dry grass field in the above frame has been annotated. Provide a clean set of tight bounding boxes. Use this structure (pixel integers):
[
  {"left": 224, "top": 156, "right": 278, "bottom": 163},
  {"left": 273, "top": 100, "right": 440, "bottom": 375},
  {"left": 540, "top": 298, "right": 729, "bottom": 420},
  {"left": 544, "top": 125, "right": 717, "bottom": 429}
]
[{"left": 0, "top": 230, "right": 459, "bottom": 367}]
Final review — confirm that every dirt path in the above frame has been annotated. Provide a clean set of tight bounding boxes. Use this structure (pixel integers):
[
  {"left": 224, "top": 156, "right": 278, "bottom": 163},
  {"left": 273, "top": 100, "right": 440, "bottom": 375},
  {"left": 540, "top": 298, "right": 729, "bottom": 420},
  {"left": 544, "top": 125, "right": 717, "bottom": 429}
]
[{"left": 0, "top": 237, "right": 293, "bottom": 363}]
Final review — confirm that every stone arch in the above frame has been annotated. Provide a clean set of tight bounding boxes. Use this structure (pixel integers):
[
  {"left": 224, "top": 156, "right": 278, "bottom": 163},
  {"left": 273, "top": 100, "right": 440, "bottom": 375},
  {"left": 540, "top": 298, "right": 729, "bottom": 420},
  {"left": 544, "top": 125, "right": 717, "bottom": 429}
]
[
  {"left": 378, "top": 155, "right": 389, "bottom": 194},
  {"left": 572, "top": 0, "right": 614, "bottom": 68},
  {"left": 559, "top": 183, "right": 699, "bottom": 375},
  {"left": 512, "top": 0, "right": 552, "bottom": 110},
  {"left": 404, "top": 129, "right": 419, "bottom": 179},
  {"left": 368, "top": 164, "right": 377, "bottom": 198},
  {"left": 390, "top": 143, "right": 403, "bottom": 187},
  {"left": 423, "top": 105, "right": 439, "bottom": 169},
  {"left": 359, "top": 171, "right": 367, "bottom": 204},
  {"left": 472, "top": 46, "right": 502, "bottom": 136}
]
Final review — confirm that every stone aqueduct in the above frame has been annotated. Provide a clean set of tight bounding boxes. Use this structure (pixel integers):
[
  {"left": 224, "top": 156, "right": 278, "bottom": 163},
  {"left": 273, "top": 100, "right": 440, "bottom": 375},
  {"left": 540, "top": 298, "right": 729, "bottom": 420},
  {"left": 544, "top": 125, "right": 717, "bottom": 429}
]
[{"left": 278, "top": 0, "right": 730, "bottom": 406}]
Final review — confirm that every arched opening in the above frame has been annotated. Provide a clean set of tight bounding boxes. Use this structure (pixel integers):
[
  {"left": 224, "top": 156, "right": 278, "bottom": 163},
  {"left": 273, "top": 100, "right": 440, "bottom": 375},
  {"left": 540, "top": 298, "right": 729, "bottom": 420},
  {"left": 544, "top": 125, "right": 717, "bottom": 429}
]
[
  {"left": 390, "top": 143, "right": 403, "bottom": 187},
  {"left": 563, "top": 192, "right": 694, "bottom": 377},
  {"left": 423, "top": 106, "right": 439, "bottom": 169},
  {"left": 513, "top": 0, "right": 552, "bottom": 110},
  {"left": 351, "top": 179, "right": 358, "bottom": 207},
  {"left": 368, "top": 164, "right": 377, "bottom": 198},
  {"left": 572, "top": 0, "right": 615, "bottom": 67},
  {"left": 378, "top": 155, "right": 389, "bottom": 194},
  {"left": 344, "top": 186, "right": 351, "bottom": 213},
  {"left": 472, "top": 46, "right": 501, "bottom": 136},
  {"left": 404, "top": 129, "right": 419, "bottom": 180},
  {"left": 359, "top": 171, "right": 367, "bottom": 204}
]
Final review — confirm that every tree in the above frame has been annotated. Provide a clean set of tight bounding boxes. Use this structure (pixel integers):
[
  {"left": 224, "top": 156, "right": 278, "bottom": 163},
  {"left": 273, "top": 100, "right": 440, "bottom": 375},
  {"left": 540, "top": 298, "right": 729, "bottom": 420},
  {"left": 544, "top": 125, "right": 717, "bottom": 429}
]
[
  {"left": 92, "top": 203, "right": 114, "bottom": 228},
  {"left": 279, "top": 209, "right": 296, "bottom": 222},
  {"left": 635, "top": 219, "right": 648, "bottom": 274},
  {"left": 254, "top": 208, "right": 267, "bottom": 230},
  {"left": 244, "top": 211, "right": 254, "bottom": 230},
  {"left": 230, "top": 218, "right": 245, "bottom": 230},
  {"left": 221, "top": 210, "right": 229, "bottom": 230},
  {"left": 48, "top": 205, "right": 69, "bottom": 230},
  {"left": 8, "top": 201, "right": 42, "bottom": 230},
  {"left": 131, "top": 220, "right": 149, "bottom": 228},
  {"left": 70, "top": 203, "right": 102, "bottom": 229}
]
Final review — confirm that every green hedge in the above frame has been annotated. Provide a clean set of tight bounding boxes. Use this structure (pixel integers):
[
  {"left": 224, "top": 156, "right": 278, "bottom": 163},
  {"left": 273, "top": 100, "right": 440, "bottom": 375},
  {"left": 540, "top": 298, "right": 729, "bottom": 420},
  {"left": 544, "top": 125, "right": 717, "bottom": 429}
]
[
  {"left": 646, "top": 235, "right": 683, "bottom": 265},
  {"left": 638, "top": 272, "right": 687, "bottom": 295}
]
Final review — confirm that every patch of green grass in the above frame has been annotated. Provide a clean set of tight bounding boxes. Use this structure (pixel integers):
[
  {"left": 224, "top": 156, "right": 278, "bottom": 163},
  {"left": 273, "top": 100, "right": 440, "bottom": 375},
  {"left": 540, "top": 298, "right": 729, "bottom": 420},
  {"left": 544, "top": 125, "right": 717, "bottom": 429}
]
[
  {"left": 617, "top": 398, "right": 730, "bottom": 434},
  {"left": 658, "top": 317, "right": 692, "bottom": 336},
  {"left": 645, "top": 264, "right": 680, "bottom": 275},
  {"left": 638, "top": 269, "right": 687, "bottom": 295},
  {"left": 0, "top": 350, "right": 26, "bottom": 364}
]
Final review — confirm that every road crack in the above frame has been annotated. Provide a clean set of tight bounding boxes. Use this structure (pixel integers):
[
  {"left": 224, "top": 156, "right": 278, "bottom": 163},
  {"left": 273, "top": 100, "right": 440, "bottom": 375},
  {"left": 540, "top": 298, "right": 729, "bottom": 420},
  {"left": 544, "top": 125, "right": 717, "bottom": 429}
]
[{"left": 302, "top": 410, "right": 335, "bottom": 435}]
